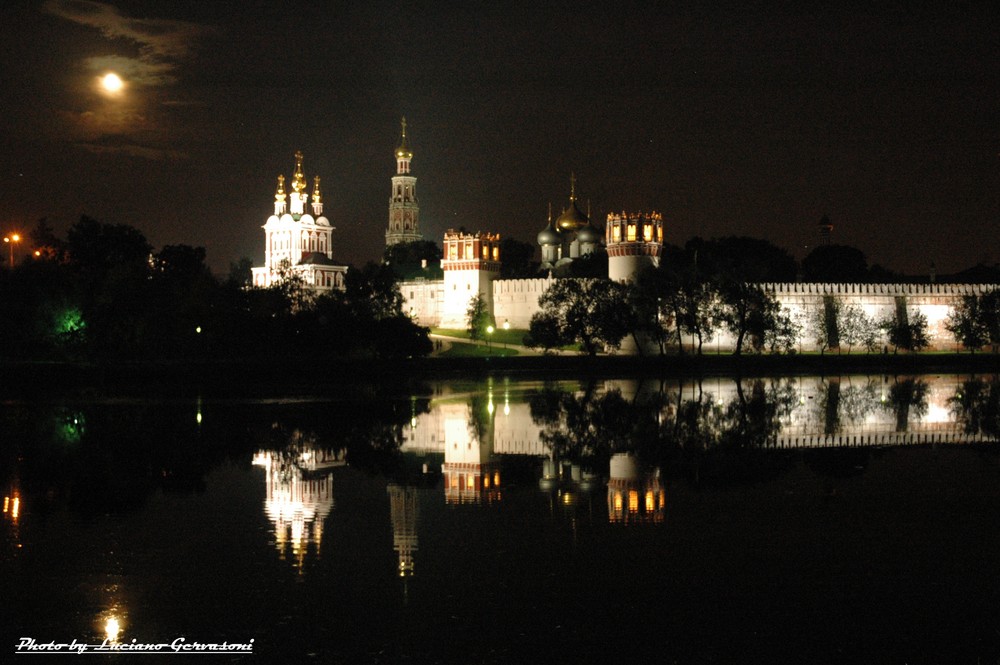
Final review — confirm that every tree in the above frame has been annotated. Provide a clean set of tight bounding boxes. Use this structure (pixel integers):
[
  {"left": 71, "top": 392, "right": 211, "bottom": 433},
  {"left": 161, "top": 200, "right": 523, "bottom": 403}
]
[
  {"left": 632, "top": 265, "right": 679, "bottom": 355},
  {"left": 676, "top": 281, "right": 718, "bottom": 354},
  {"left": 466, "top": 293, "right": 493, "bottom": 341},
  {"left": 383, "top": 240, "right": 442, "bottom": 279},
  {"left": 802, "top": 244, "right": 869, "bottom": 283},
  {"left": 947, "top": 290, "right": 1000, "bottom": 353},
  {"left": 839, "top": 303, "right": 879, "bottom": 354},
  {"left": 345, "top": 262, "right": 404, "bottom": 321},
  {"left": 716, "top": 282, "right": 781, "bottom": 355},
  {"left": 882, "top": 297, "right": 929, "bottom": 353},
  {"left": 763, "top": 306, "right": 802, "bottom": 354},
  {"left": 499, "top": 238, "right": 538, "bottom": 279},
  {"left": 811, "top": 295, "right": 841, "bottom": 354},
  {"left": 529, "top": 278, "right": 632, "bottom": 355}
]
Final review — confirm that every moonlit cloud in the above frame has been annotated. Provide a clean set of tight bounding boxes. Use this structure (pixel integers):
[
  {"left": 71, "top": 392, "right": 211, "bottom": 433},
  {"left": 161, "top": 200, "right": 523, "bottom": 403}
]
[
  {"left": 43, "top": 0, "right": 213, "bottom": 62},
  {"left": 76, "top": 142, "right": 188, "bottom": 161},
  {"left": 85, "top": 54, "right": 178, "bottom": 86},
  {"left": 42, "top": 0, "right": 215, "bottom": 159}
]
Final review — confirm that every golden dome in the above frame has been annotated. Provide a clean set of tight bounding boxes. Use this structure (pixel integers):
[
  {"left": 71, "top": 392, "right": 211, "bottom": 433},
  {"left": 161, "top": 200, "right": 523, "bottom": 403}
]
[
  {"left": 556, "top": 202, "right": 588, "bottom": 232},
  {"left": 555, "top": 173, "right": 588, "bottom": 232}
]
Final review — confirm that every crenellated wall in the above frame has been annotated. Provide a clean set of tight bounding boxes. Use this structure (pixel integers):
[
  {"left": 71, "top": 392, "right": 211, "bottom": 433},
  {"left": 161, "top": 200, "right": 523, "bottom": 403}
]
[
  {"left": 492, "top": 277, "right": 556, "bottom": 329},
  {"left": 401, "top": 275, "right": 998, "bottom": 353}
]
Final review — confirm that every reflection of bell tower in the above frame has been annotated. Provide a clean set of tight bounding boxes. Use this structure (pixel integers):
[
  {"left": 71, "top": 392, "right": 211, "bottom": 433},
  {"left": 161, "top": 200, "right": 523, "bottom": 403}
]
[
  {"left": 607, "top": 453, "right": 665, "bottom": 524},
  {"left": 388, "top": 485, "right": 420, "bottom": 578},
  {"left": 252, "top": 444, "right": 346, "bottom": 570}
]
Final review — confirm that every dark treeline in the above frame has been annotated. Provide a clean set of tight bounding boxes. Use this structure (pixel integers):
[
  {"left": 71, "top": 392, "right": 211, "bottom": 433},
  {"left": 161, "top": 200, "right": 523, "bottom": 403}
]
[{"left": 0, "top": 216, "right": 431, "bottom": 362}]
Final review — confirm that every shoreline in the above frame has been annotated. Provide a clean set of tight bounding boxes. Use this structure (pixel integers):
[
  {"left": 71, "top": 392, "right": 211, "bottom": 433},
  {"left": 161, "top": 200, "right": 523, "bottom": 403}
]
[{"left": 2, "top": 353, "right": 999, "bottom": 398}]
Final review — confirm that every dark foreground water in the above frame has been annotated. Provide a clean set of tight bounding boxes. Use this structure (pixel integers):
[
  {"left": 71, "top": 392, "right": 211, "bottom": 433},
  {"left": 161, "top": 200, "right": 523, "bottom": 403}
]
[{"left": 3, "top": 375, "right": 1000, "bottom": 664}]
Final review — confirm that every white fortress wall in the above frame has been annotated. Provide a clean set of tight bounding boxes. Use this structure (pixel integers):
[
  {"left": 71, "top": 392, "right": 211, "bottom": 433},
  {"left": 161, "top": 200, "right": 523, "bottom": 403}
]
[
  {"left": 765, "top": 282, "right": 999, "bottom": 352},
  {"left": 400, "top": 279, "right": 444, "bottom": 327},
  {"left": 492, "top": 277, "right": 555, "bottom": 329}
]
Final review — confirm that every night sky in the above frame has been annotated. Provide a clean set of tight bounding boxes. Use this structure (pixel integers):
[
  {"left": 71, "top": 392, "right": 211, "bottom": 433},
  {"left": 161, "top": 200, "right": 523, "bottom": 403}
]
[{"left": 1, "top": 1, "right": 997, "bottom": 276}]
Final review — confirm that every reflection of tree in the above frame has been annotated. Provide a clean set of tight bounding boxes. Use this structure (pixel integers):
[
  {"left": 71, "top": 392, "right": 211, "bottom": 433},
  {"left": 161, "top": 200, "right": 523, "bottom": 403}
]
[
  {"left": 884, "top": 378, "right": 929, "bottom": 432},
  {"left": 949, "top": 377, "right": 1000, "bottom": 438},
  {"left": 530, "top": 378, "right": 799, "bottom": 487},
  {"left": 838, "top": 380, "right": 881, "bottom": 426}
]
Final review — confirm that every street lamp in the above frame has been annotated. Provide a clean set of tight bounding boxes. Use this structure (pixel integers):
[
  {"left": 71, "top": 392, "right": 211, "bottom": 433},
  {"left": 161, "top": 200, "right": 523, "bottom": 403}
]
[
  {"left": 486, "top": 325, "right": 494, "bottom": 354},
  {"left": 3, "top": 234, "right": 20, "bottom": 267},
  {"left": 503, "top": 319, "right": 510, "bottom": 351}
]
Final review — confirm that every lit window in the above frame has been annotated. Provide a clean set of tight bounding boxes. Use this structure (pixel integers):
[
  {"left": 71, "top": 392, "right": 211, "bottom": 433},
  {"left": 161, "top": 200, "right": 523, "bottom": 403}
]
[
  {"left": 657, "top": 226, "right": 663, "bottom": 242},
  {"left": 628, "top": 490, "right": 639, "bottom": 512},
  {"left": 643, "top": 224, "right": 653, "bottom": 242},
  {"left": 612, "top": 226, "right": 621, "bottom": 242},
  {"left": 613, "top": 492, "right": 623, "bottom": 512},
  {"left": 492, "top": 247, "right": 499, "bottom": 261},
  {"left": 626, "top": 224, "right": 636, "bottom": 242},
  {"left": 483, "top": 245, "right": 489, "bottom": 259},
  {"left": 645, "top": 491, "right": 654, "bottom": 512}
]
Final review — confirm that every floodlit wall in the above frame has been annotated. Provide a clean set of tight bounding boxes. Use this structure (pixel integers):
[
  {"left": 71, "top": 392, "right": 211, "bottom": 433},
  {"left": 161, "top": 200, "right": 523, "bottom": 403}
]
[
  {"left": 401, "top": 276, "right": 998, "bottom": 353},
  {"left": 492, "top": 277, "right": 555, "bottom": 329}
]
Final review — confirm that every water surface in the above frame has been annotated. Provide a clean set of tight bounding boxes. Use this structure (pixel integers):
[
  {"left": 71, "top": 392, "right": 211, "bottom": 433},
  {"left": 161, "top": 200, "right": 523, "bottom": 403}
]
[{"left": 3, "top": 374, "right": 1000, "bottom": 663}]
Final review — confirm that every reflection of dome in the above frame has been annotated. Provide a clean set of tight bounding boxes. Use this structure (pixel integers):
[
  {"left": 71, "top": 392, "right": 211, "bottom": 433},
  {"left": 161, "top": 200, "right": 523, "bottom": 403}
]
[
  {"left": 576, "top": 223, "right": 599, "bottom": 244},
  {"left": 556, "top": 202, "right": 588, "bottom": 232},
  {"left": 537, "top": 222, "right": 560, "bottom": 246}
]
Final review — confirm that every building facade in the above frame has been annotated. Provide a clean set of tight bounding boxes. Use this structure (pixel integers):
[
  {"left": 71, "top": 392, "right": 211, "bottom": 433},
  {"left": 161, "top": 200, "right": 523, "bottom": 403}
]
[{"left": 252, "top": 151, "right": 347, "bottom": 293}]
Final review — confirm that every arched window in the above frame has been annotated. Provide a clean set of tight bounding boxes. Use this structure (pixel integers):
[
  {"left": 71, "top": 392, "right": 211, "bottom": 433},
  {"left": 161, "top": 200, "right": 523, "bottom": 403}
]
[{"left": 626, "top": 224, "right": 636, "bottom": 242}]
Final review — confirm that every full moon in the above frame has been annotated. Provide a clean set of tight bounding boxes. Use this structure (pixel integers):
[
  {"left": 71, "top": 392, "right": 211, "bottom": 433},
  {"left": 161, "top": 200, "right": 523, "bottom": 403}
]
[{"left": 101, "top": 72, "right": 124, "bottom": 93}]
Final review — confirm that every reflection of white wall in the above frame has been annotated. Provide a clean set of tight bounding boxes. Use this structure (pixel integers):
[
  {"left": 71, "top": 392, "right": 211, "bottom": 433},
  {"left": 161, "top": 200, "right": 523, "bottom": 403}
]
[{"left": 401, "top": 375, "right": 993, "bottom": 466}]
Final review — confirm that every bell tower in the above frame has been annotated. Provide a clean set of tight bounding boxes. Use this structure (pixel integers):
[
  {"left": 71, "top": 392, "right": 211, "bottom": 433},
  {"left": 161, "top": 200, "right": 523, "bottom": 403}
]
[{"left": 386, "top": 117, "right": 423, "bottom": 247}]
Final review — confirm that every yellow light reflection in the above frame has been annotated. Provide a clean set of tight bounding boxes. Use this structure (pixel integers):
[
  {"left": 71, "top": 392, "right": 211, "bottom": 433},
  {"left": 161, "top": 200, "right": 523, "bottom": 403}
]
[{"left": 105, "top": 616, "right": 121, "bottom": 643}]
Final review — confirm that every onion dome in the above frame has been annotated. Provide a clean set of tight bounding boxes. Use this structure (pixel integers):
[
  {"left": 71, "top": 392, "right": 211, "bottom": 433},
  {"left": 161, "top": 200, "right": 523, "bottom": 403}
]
[
  {"left": 538, "top": 223, "right": 560, "bottom": 246},
  {"left": 555, "top": 173, "right": 588, "bottom": 232},
  {"left": 576, "top": 223, "right": 599, "bottom": 244},
  {"left": 537, "top": 203, "right": 561, "bottom": 245},
  {"left": 316, "top": 216, "right": 331, "bottom": 227},
  {"left": 300, "top": 213, "right": 315, "bottom": 224}
]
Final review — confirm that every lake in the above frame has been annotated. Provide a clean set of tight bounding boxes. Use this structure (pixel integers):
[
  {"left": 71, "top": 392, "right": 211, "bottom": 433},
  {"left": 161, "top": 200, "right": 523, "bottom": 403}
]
[{"left": 3, "top": 374, "right": 999, "bottom": 663}]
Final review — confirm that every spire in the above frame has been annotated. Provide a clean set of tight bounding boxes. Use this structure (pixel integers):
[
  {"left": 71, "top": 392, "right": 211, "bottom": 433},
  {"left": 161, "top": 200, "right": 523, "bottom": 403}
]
[
  {"left": 312, "top": 176, "right": 323, "bottom": 216},
  {"left": 274, "top": 174, "right": 287, "bottom": 215},
  {"left": 291, "top": 150, "right": 306, "bottom": 194}
]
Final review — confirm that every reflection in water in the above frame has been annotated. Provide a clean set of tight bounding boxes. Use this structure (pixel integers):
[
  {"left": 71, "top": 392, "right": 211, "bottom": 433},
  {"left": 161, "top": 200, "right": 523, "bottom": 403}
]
[
  {"left": 3, "top": 494, "right": 20, "bottom": 522},
  {"left": 388, "top": 485, "right": 419, "bottom": 577},
  {"left": 104, "top": 615, "right": 121, "bottom": 643},
  {"left": 252, "top": 436, "right": 346, "bottom": 571},
  {"left": 607, "top": 454, "right": 665, "bottom": 524}
]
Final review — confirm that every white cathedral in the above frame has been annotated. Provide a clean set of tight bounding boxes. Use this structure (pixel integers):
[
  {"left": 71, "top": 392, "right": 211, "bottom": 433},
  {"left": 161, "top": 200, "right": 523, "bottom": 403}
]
[
  {"left": 251, "top": 118, "right": 996, "bottom": 353},
  {"left": 251, "top": 151, "right": 347, "bottom": 292}
]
